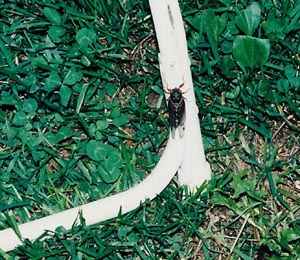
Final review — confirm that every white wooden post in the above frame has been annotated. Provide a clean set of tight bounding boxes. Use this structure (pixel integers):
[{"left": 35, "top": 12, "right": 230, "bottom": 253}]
[
  {"left": 0, "top": 0, "right": 210, "bottom": 252},
  {"left": 149, "top": 0, "right": 211, "bottom": 190}
]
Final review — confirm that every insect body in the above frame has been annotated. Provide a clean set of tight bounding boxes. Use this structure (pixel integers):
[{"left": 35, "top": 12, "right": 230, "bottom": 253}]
[{"left": 167, "top": 83, "right": 185, "bottom": 138}]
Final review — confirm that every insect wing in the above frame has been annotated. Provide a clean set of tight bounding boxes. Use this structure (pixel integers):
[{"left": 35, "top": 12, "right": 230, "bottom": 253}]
[
  {"left": 168, "top": 99, "right": 177, "bottom": 137},
  {"left": 178, "top": 100, "right": 185, "bottom": 138}
]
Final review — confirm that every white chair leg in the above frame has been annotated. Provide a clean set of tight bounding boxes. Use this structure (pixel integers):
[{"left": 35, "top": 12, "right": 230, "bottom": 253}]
[{"left": 150, "top": 0, "right": 211, "bottom": 190}]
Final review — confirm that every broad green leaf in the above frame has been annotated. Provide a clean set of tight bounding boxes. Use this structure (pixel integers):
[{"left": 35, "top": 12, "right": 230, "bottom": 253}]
[
  {"left": 284, "top": 65, "right": 298, "bottom": 86},
  {"left": 98, "top": 155, "right": 122, "bottom": 184},
  {"left": 96, "top": 120, "right": 109, "bottom": 131},
  {"left": 112, "top": 114, "right": 129, "bottom": 127},
  {"left": 56, "top": 127, "right": 73, "bottom": 141},
  {"left": 118, "top": 226, "right": 133, "bottom": 240},
  {"left": 18, "top": 129, "right": 40, "bottom": 148},
  {"left": 276, "top": 79, "right": 289, "bottom": 94},
  {"left": 188, "top": 31, "right": 204, "bottom": 50},
  {"left": 46, "top": 127, "right": 73, "bottom": 144},
  {"left": 211, "top": 193, "right": 238, "bottom": 211},
  {"left": 13, "top": 111, "right": 27, "bottom": 126},
  {"left": 23, "top": 98, "right": 38, "bottom": 113},
  {"left": 188, "top": 12, "right": 205, "bottom": 34},
  {"left": 221, "top": 55, "right": 236, "bottom": 78},
  {"left": 205, "top": 10, "right": 227, "bottom": 59},
  {"left": 98, "top": 162, "right": 121, "bottom": 184},
  {"left": 262, "top": 17, "right": 286, "bottom": 40},
  {"left": 48, "top": 26, "right": 66, "bottom": 43},
  {"left": 232, "top": 173, "right": 257, "bottom": 199},
  {"left": 86, "top": 140, "right": 113, "bottom": 161},
  {"left": 0, "top": 37, "right": 14, "bottom": 68},
  {"left": 43, "top": 7, "right": 62, "bottom": 25},
  {"left": 23, "top": 74, "right": 36, "bottom": 88},
  {"left": 0, "top": 93, "right": 17, "bottom": 106},
  {"left": 286, "top": 2, "right": 300, "bottom": 33},
  {"left": 31, "top": 149, "right": 46, "bottom": 162},
  {"left": 76, "top": 28, "right": 97, "bottom": 52},
  {"left": 86, "top": 140, "right": 122, "bottom": 183},
  {"left": 63, "top": 67, "right": 82, "bottom": 85},
  {"left": 31, "top": 56, "right": 48, "bottom": 69},
  {"left": 105, "top": 83, "right": 118, "bottom": 96},
  {"left": 233, "top": 36, "right": 270, "bottom": 68},
  {"left": 45, "top": 71, "right": 61, "bottom": 92},
  {"left": 59, "top": 85, "right": 72, "bottom": 106},
  {"left": 236, "top": 2, "right": 261, "bottom": 35},
  {"left": 279, "top": 228, "right": 300, "bottom": 249}
]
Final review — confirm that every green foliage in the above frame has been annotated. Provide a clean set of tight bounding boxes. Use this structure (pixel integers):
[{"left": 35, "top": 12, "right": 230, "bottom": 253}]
[
  {"left": 235, "top": 2, "right": 261, "bottom": 35},
  {"left": 0, "top": 0, "right": 163, "bottom": 227},
  {"left": 76, "top": 28, "right": 97, "bottom": 53},
  {"left": 43, "top": 7, "right": 62, "bottom": 25},
  {"left": 205, "top": 10, "right": 227, "bottom": 59},
  {"left": 233, "top": 36, "right": 270, "bottom": 69},
  {"left": 0, "top": 0, "right": 299, "bottom": 258}
]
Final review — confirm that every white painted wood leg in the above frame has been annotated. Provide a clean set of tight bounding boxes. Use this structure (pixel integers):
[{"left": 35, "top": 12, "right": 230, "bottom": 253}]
[{"left": 149, "top": 0, "right": 211, "bottom": 191}]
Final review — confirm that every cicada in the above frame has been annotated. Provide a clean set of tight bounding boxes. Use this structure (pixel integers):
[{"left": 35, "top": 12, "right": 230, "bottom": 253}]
[{"left": 166, "top": 83, "right": 186, "bottom": 138}]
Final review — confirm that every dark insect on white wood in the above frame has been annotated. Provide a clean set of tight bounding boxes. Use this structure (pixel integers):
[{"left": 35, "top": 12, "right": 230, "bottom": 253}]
[{"left": 166, "top": 83, "right": 185, "bottom": 138}]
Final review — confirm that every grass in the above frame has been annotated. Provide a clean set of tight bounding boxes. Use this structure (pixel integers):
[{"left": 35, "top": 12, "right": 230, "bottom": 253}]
[{"left": 0, "top": 0, "right": 299, "bottom": 258}]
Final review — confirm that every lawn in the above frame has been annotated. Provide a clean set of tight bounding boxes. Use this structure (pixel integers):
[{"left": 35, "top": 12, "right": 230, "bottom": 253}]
[{"left": 0, "top": 0, "right": 299, "bottom": 258}]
